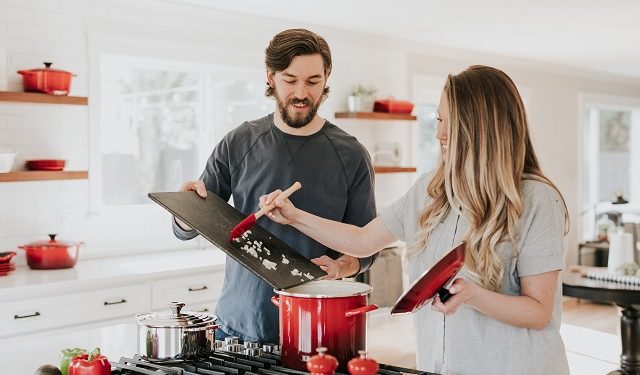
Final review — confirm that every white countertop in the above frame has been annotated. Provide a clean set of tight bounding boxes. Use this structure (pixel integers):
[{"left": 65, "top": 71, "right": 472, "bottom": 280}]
[{"left": 0, "top": 248, "right": 227, "bottom": 301}]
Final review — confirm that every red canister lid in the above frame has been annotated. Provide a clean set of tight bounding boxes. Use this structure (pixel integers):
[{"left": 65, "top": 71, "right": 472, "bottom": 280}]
[
  {"left": 348, "top": 350, "right": 379, "bottom": 375},
  {"left": 307, "top": 347, "right": 339, "bottom": 375}
]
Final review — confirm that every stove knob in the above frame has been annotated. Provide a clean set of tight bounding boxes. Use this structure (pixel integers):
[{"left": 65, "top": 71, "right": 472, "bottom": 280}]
[
  {"left": 225, "top": 343, "right": 245, "bottom": 353},
  {"left": 214, "top": 340, "right": 225, "bottom": 351},
  {"left": 245, "top": 347, "right": 262, "bottom": 356},
  {"left": 224, "top": 336, "right": 240, "bottom": 345},
  {"left": 262, "top": 343, "right": 279, "bottom": 353},
  {"left": 245, "top": 341, "right": 259, "bottom": 348}
]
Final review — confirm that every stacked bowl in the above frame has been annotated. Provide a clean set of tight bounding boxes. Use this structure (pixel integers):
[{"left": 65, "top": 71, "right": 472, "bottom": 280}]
[{"left": 0, "top": 251, "right": 16, "bottom": 276}]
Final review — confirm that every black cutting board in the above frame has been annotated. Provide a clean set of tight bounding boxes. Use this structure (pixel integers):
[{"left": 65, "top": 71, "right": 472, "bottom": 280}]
[{"left": 148, "top": 191, "right": 327, "bottom": 290}]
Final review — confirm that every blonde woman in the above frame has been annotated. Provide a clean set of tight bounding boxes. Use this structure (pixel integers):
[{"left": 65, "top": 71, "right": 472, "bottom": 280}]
[{"left": 261, "top": 65, "right": 570, "bottom": 375}]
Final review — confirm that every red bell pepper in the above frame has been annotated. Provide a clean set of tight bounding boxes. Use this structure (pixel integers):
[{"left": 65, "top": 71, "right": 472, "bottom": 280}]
[{"left": 68, "top": 348, "right": 111, "bottom": 375}]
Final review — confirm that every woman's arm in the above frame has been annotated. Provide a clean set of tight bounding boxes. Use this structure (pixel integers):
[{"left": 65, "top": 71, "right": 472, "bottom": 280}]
[
  {"left": 260, "top": 192, "right": 397, "bottom": 258},
  {"left": 432, "top": 270, "right": 559, "bottom": 329}
]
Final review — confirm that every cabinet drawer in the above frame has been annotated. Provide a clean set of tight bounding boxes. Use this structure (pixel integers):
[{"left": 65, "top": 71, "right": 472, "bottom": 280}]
[
  {"left": 152, "top": 272, "right": 224, "bottom": 310},
  {"left": 0, "top": 284, "right": 151, "bottom": 338}
]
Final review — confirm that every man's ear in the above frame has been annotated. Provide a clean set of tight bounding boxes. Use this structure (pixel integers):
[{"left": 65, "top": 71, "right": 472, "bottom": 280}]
[{"left": 266, "top": 70, "right": 275, "bottom": 88}]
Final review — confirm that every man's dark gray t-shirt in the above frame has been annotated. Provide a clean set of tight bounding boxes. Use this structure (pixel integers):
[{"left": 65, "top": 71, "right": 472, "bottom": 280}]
[{"left": 173, "top": 113, "right": 377, "bottom": 343}]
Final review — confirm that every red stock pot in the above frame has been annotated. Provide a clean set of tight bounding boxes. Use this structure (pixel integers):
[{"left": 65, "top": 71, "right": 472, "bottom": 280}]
[
  {"left": 17, "top": 62, "right": 75, "bottom": 95},
  {"left": 271, "top": 280, "right": 378, "bottom": 372},
  {"left": 19, "top": 234, "right": 83, "bottom": 269}
]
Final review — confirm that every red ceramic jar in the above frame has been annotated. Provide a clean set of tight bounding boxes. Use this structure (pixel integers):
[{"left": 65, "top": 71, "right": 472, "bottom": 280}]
[
  {"left": 348, "top": 350, "right": 379, "bottom": 375},
  {"left": 307, "top": 347, "right": 339, "bottom": 375}
]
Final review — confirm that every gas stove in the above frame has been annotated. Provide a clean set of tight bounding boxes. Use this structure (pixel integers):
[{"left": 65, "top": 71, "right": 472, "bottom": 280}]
[{"left": 109, "top": 349, "right": 440, "bottom": 375}]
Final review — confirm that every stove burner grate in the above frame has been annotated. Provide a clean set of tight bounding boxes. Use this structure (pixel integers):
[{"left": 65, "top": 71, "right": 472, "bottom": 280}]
[{"left": 109, "top": 351, "right": 438, "bottom": 375}]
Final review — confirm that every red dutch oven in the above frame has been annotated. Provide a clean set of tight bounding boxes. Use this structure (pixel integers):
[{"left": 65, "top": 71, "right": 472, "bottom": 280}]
[
  {"left": 19, "top": 234, "right": 83, "bottom": 269},
  {"left": 271, "top": 280, "right": 378, "bottom": 372},
  {"left": 17, "top": 62, "right": 75, "bottom": 95}
]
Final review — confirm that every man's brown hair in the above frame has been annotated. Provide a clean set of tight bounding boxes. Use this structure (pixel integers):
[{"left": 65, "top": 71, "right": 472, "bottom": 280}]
[{"left": 265, "top": 28, "right": 331, "bottom": 98}]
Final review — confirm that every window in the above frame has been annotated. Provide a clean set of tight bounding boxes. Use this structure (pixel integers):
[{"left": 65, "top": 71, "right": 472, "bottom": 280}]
[
  {"left": 581, "top": 94, "right": 640, "bottom": 240},
  {"left": 87, "top": 53, "right": 273, "bottom": 254},
  {"left": 95, "top": 56, "right": 272, "bottom": 209},
  {"left": 100, "top": 63, "right": 205, "bottom": 206}
]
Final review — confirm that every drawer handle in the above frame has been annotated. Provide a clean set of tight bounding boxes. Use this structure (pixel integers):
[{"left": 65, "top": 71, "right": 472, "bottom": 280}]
[
  {"left": 104, "top": 299, "right": 127, "bottom": 306},
  {"left": 188, "top": 285, "right": 208, "bottom": 292},
  {"left": 14, "top": 312, "right": 41, "bottom": 319}
]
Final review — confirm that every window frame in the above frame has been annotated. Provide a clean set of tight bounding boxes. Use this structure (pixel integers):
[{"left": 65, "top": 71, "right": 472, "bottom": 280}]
[
  {"left": 578, "top": 92, "right": 640, "bottom": 241},
  {"left": 87, "top": 49, "right": 271, "bottom": 255}
]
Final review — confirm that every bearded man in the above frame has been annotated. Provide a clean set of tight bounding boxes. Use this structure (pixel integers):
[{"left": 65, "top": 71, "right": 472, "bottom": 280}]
[{"left": 172, "top": 28, "right": 377, "bottom": 343}]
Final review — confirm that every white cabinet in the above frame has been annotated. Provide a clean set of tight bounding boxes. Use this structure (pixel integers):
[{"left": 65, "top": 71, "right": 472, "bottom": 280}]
[
  {"left": 0, "top": 283, "right": 151, "bottom": 338},
  {"left": 151, "top": 271, "right": 224, "bottom": 311},
  {"left": 0, "top": 250, "right": 226, "bottom": 341}
]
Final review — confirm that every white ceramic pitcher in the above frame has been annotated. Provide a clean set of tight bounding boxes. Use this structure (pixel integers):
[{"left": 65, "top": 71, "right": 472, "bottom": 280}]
[{"left": 607, "top": 228, "right": 634, "bottom": 274}]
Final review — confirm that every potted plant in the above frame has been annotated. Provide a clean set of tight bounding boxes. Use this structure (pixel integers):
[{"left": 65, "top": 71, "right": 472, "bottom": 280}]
[{"left": 347, "top": 84, "right": 376, "bottom": 112}]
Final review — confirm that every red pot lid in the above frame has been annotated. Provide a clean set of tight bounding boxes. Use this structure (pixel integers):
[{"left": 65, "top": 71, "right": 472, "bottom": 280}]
[
  {"left": 20, "top": 62, "right": 72, "bottom": 74},
  {"left": 391, "top": 241, "right": 466, "bottom": 315},
  {"left": 347, "top": 350, "right": 379, "bottom": 375},
  {"left": 307, "top": 347, "right": 338, "bottom": 375},
  {"left": 22, "top": 234, "right": 79, "bottom": 248}
]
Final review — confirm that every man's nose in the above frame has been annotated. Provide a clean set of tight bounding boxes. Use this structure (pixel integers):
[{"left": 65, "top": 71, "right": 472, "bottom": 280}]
[{"left": 293, "top": 82, "right": 308, "bottom": 99}]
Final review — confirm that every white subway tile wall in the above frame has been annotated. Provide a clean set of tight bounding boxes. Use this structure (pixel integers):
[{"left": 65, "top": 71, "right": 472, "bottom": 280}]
[
  {"left": 1, "top": 0, "right": 639, "bottom": 264},
  {"left": 0, "top": 0, "right": 416, "bottom": 262}
]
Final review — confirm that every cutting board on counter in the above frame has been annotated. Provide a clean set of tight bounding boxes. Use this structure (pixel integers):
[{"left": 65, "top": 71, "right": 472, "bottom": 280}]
[{"left": 148, "top": 191, "right": 326, "bottom": 290}]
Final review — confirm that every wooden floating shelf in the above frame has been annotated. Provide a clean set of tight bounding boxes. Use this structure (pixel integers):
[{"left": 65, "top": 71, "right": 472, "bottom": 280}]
[
  {"left": 0, "top": 91, "right": 88, "bottom": 105},
  {"left": 0, "top": 171, "right": 88, "bottom": 182},
  {"left": 374, "top": 166, "right": 417, "bottom": 173},
  {"left": 335, "top": 112, "right": 416, "bottom": 121}
]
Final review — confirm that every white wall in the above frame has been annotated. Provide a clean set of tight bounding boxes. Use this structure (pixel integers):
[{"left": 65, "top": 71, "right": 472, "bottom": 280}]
[{"left": 1, "top": 0, "right": 639, "bottom": 265}]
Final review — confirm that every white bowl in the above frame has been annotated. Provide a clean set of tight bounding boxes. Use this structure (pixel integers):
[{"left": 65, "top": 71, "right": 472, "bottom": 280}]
[{"left": 0, "top": 150, "right": 17, "bottom": 173}]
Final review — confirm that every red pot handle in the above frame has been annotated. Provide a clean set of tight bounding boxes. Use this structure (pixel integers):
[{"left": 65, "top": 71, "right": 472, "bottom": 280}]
[
  {"left": 271, "top": 295, "right": 280, "bottom": 307},
  {"left": 345, "top": 304, "right": 378, "bottom": 318}
]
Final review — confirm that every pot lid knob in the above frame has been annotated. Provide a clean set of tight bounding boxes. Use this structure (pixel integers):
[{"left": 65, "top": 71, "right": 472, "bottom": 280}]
[
  {"left": 348, "top": 350, "right": 379, "bottom": 375},
  {"left": 307, "top": 347, "right": 339, "bottom": 375},
  {"left": 48, "top": 234, "right": 57, "bottom": 241},
  {"left": 43, "top": 62, "right": 52, "bottom": 68},
  {"left": 168, "top": 301, "right": 185, "bottom": 317}
]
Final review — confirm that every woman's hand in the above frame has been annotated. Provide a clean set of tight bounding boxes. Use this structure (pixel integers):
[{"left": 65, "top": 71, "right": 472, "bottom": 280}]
[
  {"left": 431, "top": 278, "right": 478, "bottom": 315},
  {"left": 259, "top": 189, "right": 300, "bottom": 225}
]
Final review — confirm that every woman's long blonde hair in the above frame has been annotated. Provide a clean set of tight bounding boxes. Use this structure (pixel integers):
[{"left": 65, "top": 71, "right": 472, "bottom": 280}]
[{"left": 410, "top": 65, "right": 569, "bottom": 291}]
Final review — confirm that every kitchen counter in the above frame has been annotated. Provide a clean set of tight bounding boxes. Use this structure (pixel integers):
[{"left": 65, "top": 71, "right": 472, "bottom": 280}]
[{"left": 0, "top": 248, "right": 227, "bottom": 301}]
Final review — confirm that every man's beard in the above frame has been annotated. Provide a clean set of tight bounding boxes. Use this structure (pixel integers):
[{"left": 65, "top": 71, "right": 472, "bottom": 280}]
[{"left": 274, "top": 90, "right": 322, "bottom": 129}]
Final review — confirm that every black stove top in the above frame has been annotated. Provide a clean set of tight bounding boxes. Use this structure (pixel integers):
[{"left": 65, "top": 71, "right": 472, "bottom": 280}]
[{"left": 109, "top": 351, "right": 439, "bottom": 375}]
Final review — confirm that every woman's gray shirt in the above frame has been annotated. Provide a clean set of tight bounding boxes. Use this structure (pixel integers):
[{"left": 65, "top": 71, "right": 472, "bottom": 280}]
[{"left": 381, "top": 173, "right": 569, "bottom": 375}]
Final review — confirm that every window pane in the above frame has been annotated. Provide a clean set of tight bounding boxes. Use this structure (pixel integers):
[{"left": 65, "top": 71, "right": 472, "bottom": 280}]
[
  {"left": 598, "top": 110, "right": 631, "bottom": 202},
  {"left": 101, "top": 66, "right": 203, "bottom": 205},
  {"left": 416, "top": 104, "right": 440, "bottom": 173}
]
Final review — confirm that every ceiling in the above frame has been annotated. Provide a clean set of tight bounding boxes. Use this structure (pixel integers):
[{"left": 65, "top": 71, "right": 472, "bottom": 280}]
[{"left": 172, "top": 0, "right": 640, "bottom": 80}]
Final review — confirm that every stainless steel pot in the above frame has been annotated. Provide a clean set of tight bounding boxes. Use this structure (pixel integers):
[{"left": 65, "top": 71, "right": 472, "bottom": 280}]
[{"left": 135, "top": 301, "right": 218, "bottom": 360}]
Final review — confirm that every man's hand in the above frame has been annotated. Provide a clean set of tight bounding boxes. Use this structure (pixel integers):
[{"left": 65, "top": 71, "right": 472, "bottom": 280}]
[
  {"left": 175, "top": 180, "right": 207, "bottom": 231},
  {"left": 311, "top": 255, "right": 360, "bottom": 279}
]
